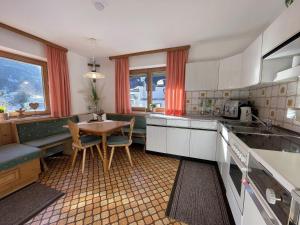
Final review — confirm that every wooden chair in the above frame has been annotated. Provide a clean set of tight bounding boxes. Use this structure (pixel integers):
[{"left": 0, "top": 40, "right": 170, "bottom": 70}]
[
  {"left": 68, "top": 120, "right": 103, "bottom": 173},
  {"left": 108, "top": 118, "right": 135, "bottom": 170}
]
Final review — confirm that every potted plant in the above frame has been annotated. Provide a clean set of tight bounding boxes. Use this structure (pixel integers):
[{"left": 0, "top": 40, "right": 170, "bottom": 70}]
[
  {"left": 149, "top": 103, "right": 158, "bottom": 112},
  {"left": 0, "top": 105, "right": 9, "bottom": 121},
  {"left": 88, "top": 82, "right": 101, "bottom": 113}
]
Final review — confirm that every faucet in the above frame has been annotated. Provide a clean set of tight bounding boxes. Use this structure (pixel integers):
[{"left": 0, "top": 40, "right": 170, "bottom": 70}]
[{"left": 251, "top": 114, "right": 272, "bottom": 129}]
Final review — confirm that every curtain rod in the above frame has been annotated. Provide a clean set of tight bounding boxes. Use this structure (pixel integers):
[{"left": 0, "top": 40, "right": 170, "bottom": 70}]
[
  {"left": 109, "top": 45, "right": 190, "bottom": 60},
  {"left": 0, "top": 22, "right": 68, "bottom": 52}
]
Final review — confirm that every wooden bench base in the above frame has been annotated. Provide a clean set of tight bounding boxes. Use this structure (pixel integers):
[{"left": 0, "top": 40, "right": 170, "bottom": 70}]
[{"left": 0, "top": 158, "right": 41, "bottom": 199}]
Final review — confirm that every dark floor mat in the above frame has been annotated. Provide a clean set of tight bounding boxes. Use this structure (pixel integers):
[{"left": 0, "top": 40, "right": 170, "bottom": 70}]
[
  {"left": 0, "top": 182, "right": 64, "bottom": 225},
  {"left": 166, "top": 160, "right": 234, "bottom": 225}
]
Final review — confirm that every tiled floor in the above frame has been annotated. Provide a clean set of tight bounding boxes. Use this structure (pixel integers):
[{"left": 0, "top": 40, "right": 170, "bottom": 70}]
[{"left": 26, "top": 145, "right": 186, "bottom": 225}]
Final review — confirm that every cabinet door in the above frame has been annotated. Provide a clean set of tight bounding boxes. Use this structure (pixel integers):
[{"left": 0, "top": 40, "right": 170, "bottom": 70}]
[
  {"left": 189, "top": 130, "right": 217, "bottom": 161},
  {"left": 185, "top": 61, "right": 219, "bottom": 91},
  {"left": 146, "top": 126, "right": 167, "bottom": 153},
  {"left": 262, "top": 0, "right": 300, "bottom": 56},
  {"left": 216, "top": 133, "right": 222, "bottom": 170},
  {"left": 166, "top": 128, "right": 190, "bottom": 157},
  {"left": 218, "top": 53, "right": 242, "bottom": 90},
  {"left": 242, "top": 191, "right": 268, "bottom": 225},
  {"left": 241, "top": 35, "right": 263, "bottom": 88}
]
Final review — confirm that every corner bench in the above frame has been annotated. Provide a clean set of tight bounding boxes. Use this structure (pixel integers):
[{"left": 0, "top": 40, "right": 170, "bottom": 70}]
[
  {"left": 0, "top": 144, "right": 42, "bottom": 198},
  {"left": 14, "top": 116, "right": 78, "bottom": 169}
]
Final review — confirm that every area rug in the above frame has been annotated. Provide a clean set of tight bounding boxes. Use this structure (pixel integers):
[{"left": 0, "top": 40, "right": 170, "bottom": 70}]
[
  {"left": 0, "top": 182, "right": 64, "bottom": 225},
  {"left": 166, "top": 160, "right": 234, "bottom": 225}
]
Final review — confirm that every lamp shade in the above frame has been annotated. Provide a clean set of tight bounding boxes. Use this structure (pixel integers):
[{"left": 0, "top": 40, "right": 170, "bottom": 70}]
[{"left": 83, "top": 72, "right": 105, "bottom": 79}]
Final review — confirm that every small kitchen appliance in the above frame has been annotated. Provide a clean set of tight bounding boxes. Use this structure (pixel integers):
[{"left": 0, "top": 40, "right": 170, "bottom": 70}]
[
  {"left": 240, "top": 107, "right": 252, "bottom": 122},
  {"left": 223, "top": 100, "right": 250, "bottom": 119}
]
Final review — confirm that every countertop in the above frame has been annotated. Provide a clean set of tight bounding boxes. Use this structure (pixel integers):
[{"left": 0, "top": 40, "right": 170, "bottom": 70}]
[
  {"left": 146, "top": 113, "right": 225, "bottom": 121},
  {"left": 250, "top": 149, "right": 300, "bottom": 192}
]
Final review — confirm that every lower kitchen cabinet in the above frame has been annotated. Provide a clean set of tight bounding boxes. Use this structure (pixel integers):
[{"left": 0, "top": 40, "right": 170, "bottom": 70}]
[
  {"left": 146, "top": 126, "right": 167, "bottom": 153},
  {"left": 166, "top": 127, "right": 190, "bottom": 157},
  {"left": 242, "top": 190, "right": 267, "bottom": 225},
  {"left": 189, "top": 129, "right": 217, "bottom": 161}
]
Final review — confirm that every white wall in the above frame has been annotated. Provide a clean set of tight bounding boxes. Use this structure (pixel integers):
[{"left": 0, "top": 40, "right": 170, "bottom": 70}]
[
  {"left": 67, "top": 51, "right": 90, "bottom": 114},
  {"left": 96, "top": 58, "right": 116, "bottom": 113},
  {"left": 0, "top": 27, "right": 46, "bottom": 60},
  {"left": 129, "top": 52, "right": 166, "bottom": 69}
]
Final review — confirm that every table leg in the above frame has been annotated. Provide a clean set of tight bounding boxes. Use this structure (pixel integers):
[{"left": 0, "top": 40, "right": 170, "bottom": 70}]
[{"left": 102, "top": 134, "right": 108, "bottom": 173}]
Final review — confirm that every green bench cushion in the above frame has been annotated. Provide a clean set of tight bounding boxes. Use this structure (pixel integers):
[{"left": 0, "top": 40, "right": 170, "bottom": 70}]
[
  {"left": 24, "top": 132, "right": 71, "bottom": 148},
  {"left": 106, "top": 114, "right": 146, "bottom": 129},
  {"left": 122, "top": 127, "right": 146, "bottom": 135},
  {"left": 0, "top": 144, "right": 42, "bottom": 171},
  {"left": 108, "top": 136, "right": 130, "bottom": 145},
  {"left": 16, "top": 116, "right": 77, "bottom": 143}
]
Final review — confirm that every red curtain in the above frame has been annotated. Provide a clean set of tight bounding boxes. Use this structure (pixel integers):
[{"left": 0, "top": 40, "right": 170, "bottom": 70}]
[
  {"left": 46, "top": 45, "right": 71, "bottom": 117},
  {"left": 115, "top": 57, "right": 131, "bottom": 113},
  {"left": 165, "top": 49, "right": 189, "bottom": 116}
]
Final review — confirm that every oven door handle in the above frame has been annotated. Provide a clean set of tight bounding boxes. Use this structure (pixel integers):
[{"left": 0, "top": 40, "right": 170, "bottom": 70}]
[
  {"left": 243, "top": 181, "right": 281, "bottom": 225},
  {"left": 229, "top": 147, "right": 247, "bottom": 172}
]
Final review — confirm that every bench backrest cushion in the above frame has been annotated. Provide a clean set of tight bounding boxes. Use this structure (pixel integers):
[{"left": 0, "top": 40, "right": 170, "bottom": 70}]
[
  {"left": 106, "top": 114, "right": 146, "bottom": 129},
  {"left": 16, "top": 116, "right": 77, "bottom": 143}
]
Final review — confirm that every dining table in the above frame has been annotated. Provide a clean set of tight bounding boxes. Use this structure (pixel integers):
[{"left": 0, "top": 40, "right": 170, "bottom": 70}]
[{"left": 69, "top": 120, "right": 131, "bottom": 173}]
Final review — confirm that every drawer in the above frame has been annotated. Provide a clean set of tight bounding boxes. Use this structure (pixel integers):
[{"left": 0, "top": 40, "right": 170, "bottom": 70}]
[
  {"left": 190, "top": 120, "right": 217, "bottom": 130},
  {"left": 146, "top": 118, "right": 167, "bottom": 126},
  {"left": 0, "top": 168, "right": 20, "bottom": 186},
  {"left": 167, "top": 119, "right": 190, "bottom": 128}
]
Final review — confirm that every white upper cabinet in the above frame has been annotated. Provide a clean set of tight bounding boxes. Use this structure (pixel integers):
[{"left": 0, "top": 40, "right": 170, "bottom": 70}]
[
  {"left": 218, "top": 53, "right": 242, "bottom": 90},
  {"left": 185, "top": 60, "right": 219, "bottom": 91},
  {"left": 241, "top": 35, "right": 263, "bottom": 88},
  {"left": 262, "top": 0, "right": 300, "bottom": 56}
]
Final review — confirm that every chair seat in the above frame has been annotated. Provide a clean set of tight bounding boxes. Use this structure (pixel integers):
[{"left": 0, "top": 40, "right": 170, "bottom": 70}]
[
  {"left": 108, "top": 135, "right": 130, "bottom": 146},
  {"left": 24, "top": 132, "right": 71, "bottom": 148},
  {"left": 80, "top": 135, "right": 101, "bottom": 146},
  {"left": 122, "top": 127, "right": 146, "bottom": 135}
]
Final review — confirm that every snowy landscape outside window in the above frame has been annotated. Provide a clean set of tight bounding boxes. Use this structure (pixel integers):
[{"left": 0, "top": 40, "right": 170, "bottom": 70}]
[
  {"left": 0, "top": 51, "right": 49, "bottom": 115},
  {"left": 129, "top": 67, "right": 166, "bottom": 111}
]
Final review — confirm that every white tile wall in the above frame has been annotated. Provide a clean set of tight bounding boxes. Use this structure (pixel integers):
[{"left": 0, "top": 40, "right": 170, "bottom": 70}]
[
  {"left": 186, "top": 78, "right": 300, "bottom": 132},
  {"left": 249, "top": 78, "right": 300, "bottom": 132}
]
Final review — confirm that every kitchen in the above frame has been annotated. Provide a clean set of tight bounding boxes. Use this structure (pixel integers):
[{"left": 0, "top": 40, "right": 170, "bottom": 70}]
[{"left": 145, "top": 1, "right": 300, "bottom": 224}]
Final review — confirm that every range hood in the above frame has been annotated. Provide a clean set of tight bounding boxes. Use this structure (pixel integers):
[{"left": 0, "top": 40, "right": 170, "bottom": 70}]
[{"left": 274, "top": 56, "right": 300, "bottom": 82}]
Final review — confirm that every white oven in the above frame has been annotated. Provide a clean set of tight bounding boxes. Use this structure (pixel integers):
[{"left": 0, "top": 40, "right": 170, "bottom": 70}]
[{"left": 228, "top": 144, "right": 247, "bottom": 212}]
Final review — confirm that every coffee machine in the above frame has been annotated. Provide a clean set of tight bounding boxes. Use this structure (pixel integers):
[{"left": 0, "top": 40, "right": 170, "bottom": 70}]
[{"left": 223, "top": 100, "right": 250, "bottom": 119}]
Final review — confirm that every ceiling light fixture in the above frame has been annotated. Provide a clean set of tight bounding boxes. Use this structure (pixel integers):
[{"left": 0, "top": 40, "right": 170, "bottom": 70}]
[{"left": 83, "top": 38, "right": 105, "bottom": 82}]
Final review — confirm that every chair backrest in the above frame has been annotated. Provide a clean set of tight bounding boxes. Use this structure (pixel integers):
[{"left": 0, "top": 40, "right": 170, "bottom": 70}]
[
  {"left": 68, "top": 120, "right": 82, "bottom": 147},
  {"left": 128, "top": 117, "right": 135, "bottom": 142}
]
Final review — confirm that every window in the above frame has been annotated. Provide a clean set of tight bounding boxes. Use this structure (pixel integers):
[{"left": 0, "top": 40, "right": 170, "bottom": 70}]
[
  {"left": 129, "top": 67, "right": 166, "bottom": 111},
  {"left": 0, "top": 51, "right": 49, "bottom": 115}
]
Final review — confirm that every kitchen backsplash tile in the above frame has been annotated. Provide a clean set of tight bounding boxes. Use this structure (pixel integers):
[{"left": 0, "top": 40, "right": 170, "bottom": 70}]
[
  {"left": 185, "top": 89, "right": 250, "bottom": 115},
  {"left": 248, "top": 78, "right": 300, "bottom": 132},
  {"left": 186, "top": 78, "right": 300, "bottom": 133}
]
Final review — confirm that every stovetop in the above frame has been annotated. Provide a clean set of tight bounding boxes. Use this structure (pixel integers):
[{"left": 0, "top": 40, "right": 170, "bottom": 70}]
[{"left": 235, "top": 133, "right": 300, "bottom": 153}]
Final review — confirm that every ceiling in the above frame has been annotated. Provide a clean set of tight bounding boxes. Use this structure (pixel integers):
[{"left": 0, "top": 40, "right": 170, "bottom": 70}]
[{"left": 0, "top": 0, "right": 285, "bottom": 58}]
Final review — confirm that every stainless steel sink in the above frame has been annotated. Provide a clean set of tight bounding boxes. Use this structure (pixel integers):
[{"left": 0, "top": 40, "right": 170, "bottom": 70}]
[{"left": 228, "top": 125, "right": 273, "bottom": 134}]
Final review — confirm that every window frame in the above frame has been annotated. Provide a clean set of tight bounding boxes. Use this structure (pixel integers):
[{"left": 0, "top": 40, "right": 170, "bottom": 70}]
[
  {"left": 0, "top": 50, "right": 50, "bottom": 116},
  {"left": 129, "top": 67, "right": 166, "bottom": 112}
]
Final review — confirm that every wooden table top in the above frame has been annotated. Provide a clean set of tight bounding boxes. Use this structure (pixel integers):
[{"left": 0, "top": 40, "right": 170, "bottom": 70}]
[{"left": 76, "top": 120, "right": 130, "bottom": 135}]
